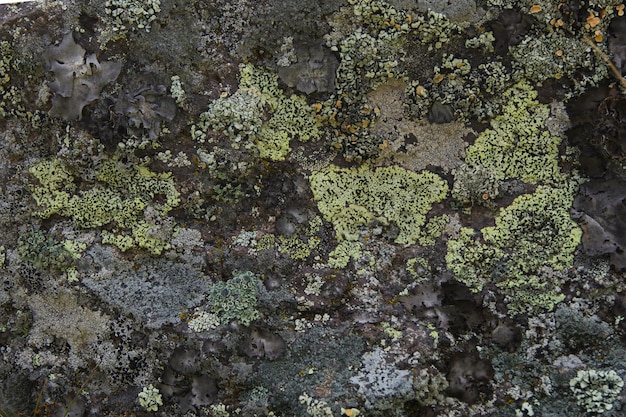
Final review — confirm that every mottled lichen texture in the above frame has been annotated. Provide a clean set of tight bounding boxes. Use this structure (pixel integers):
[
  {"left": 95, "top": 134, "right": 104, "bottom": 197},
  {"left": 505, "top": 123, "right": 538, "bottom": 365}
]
[
  {"left": 446, "top": 185, "right": 582, "bottom": 314},
  {"left": 29, "top": 157, "right": 180, "bottom": 254},
  {"left": 463, "top": 81, "right": 566, "bottom": 185},
  {"left": 310, "top": 164, "right": 448, "bottom": 246},
  {"left": 4, "top": 0, "right": 626, "bottom": 416},
  {"left": 446, "top": 79, "right": 584, "bottom": 315},
  {"left": 192, "top": 63, "right": 321, "bottom": 160}
]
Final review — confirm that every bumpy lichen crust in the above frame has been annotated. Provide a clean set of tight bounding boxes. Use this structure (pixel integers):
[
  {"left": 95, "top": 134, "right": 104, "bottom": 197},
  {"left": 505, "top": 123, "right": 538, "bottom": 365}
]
[
  {"left": 446, "top": 185, "right": 582, "bottom": 314},
  {"left": 208, "top": 271, "right": 260, "bottom": 326},
  {"left": 570, "top": 369, "right": 624, "bottom": 414},
  {"left": 28, "top": 158, "right": 180, "bottom": 254},
  {"left": 192, "top": 64, "right": 321, "bottom": 161},
  {"left": 310, "top": 164, "right": 448, "bottom": 246},
  {"left": 464, "top": 81, "right": 566, "bottom": 186}
]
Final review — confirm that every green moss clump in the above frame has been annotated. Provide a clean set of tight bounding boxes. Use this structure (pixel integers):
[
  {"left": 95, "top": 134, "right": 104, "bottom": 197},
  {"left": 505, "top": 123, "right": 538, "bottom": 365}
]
[
  {"left": 310, "top": 164, "right": 448, "bottom": 246},
  {"left": 192, "top": 64, "right": 321, "bottom": 161},
  {"left": 463, "top": 81, "right": 565, "bottom": 186},
  {"left": 208, "top": 271, "right": 260, "bottom": 326},
  {"left": 28, "top": 158, "right": 180, "bottom": 254},
  {"left": 446, "top": 185, "right": 582, "bottom": 314}
]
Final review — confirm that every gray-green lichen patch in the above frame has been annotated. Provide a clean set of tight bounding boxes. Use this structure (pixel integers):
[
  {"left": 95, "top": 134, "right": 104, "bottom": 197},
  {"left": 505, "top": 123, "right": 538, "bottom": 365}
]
[{"left": 80, "top": 245, "right": 211, "bottom": 329}]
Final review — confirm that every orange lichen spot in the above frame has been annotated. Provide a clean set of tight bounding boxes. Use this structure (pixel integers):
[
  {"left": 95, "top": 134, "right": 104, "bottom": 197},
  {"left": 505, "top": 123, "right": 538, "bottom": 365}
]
[
  {"left": 360, "top": 104, "right": 372, "bottom": 115},
  {"left": 379, "top": 140, "right": 389, "bottom": 150},
  {"left": 373, "top": 106, "right": 381, "bottom": 116},
  {"left": 595, "top": 30, "right": 603, "bottom": 43},
  {"left": 555, "top": 72, "right": 562, "bottom": 79},
  {"left": 530, "top": 5, "right": 542, "bottom": 13},
  {"left": 332, "top": 141, "right": 342, "bottom": 149},
  {"left": 360, "top": 119, "right": 370, "bottom": 128},
  {"left": 405, "top": 14, "right": 412, "bottom": 24},
  {"left": 348, "top": 125, "right": 359, "bottom": 134},
  {"left": 481, "top": 193, "right": 489, "bottom": 200},
  {"left": 311, "top": 102, "right": 323, "bottom": 112},
  {"left": 556, "top": 18, "right": 564, "bottom": 27},
  {"left": 433, "top": 73, "right": 445, "bottom": 83},
  {"left": 586, "top": 13, "right": 601, "bottom": 28},
  {"left": 335, "top": 99, "right": 343, "bottom": 109},
  {"left": 556, "top": 49, "right": 563, "bottom": 57},
  {"left": 415, "top": 85, "right": 427, "bottom": 97},
  {"left": 618, "top": 4, "right": 625, "bottom": 16}
]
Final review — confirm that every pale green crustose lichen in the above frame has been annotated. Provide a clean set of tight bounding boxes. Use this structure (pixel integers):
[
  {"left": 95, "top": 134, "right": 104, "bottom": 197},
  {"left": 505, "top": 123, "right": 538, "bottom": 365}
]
[
  {"left": 464, "top": 81, "right": 566, "bottom": 186},
  {"left": 28, "top": 158, "right": 180, "bottom": 254},
  {"left": 446, "top": 185, "right": 582, "bottom": 314},
  {"left": 192, "top": 64, "right": 321, "bottom": 161},
  {"left": 310, "top": 164, "right": 448, "bottom": 246}
]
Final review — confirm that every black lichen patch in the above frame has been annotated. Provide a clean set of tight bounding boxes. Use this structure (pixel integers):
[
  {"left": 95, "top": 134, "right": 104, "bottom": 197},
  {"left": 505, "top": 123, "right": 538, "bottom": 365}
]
[
  {"left": 573, "top": 176, "right": 626, "bottom": 272},
  {"left": 446, "top": 350, "right": 494, "bottom": 404}
]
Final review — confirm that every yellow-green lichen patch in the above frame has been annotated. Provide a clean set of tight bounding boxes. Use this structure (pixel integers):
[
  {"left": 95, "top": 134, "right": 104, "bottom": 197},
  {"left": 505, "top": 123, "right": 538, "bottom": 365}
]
[
  {"left": 310, "top": 164, "right": 448, "bottom": 246},
  {"left": 192, "top": 64, "right": 321, "bottom": 161},
  {"left": 28, "top": 158, "right": 180, "bottom": 254},
  {"left": 278, "top": 216, "right": 323, "bottom": 260},
  {"left": 446, "top": 185, "right": 582, "bottom": 314},
  {"left": 328, "top": 240, "right": 365, "bottom": 269},
  {"left": 464, "top": 81, "right": 566, "bottom": 186}
]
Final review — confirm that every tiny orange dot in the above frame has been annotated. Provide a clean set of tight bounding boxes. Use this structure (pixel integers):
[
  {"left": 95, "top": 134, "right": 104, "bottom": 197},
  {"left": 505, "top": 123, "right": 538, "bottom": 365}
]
[
  {"left": 530, "top": 5, "right": 542, "bottom": 13},
  {"left": 556, "top": 50, "right": 563, "bottom": 56},
  {"left": 481, "top": 193, "right": 489, "bottom": 200},
  {"left": 433, "top": 73, "right": 444, "bottom": 83}
]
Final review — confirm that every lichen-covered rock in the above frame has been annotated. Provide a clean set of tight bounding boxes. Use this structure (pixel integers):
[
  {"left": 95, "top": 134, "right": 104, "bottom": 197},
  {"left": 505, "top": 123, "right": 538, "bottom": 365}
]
[
  {"left": 278, "top": 44, "right": 338, "bottom": 94},
  {"left": 28, "top": 157, "right": 180, "bottom": 254},
  {"left": 573, "top": 177, "right": 626, "bottom": 272},
  {"left": 350, "top": 348, "right": 414, "bottom": 411},
  {"left": 192, "top": 64, "right": 321, "bottom": 160},
  {"left": 114, "top": 82, "right": 176, "bottom": 140},
  {"left": 208, "top": 271, "right": 261, "bottom": 326},
  {"left": 569, "top": 369, "right": 624, "bottom": 414}
]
